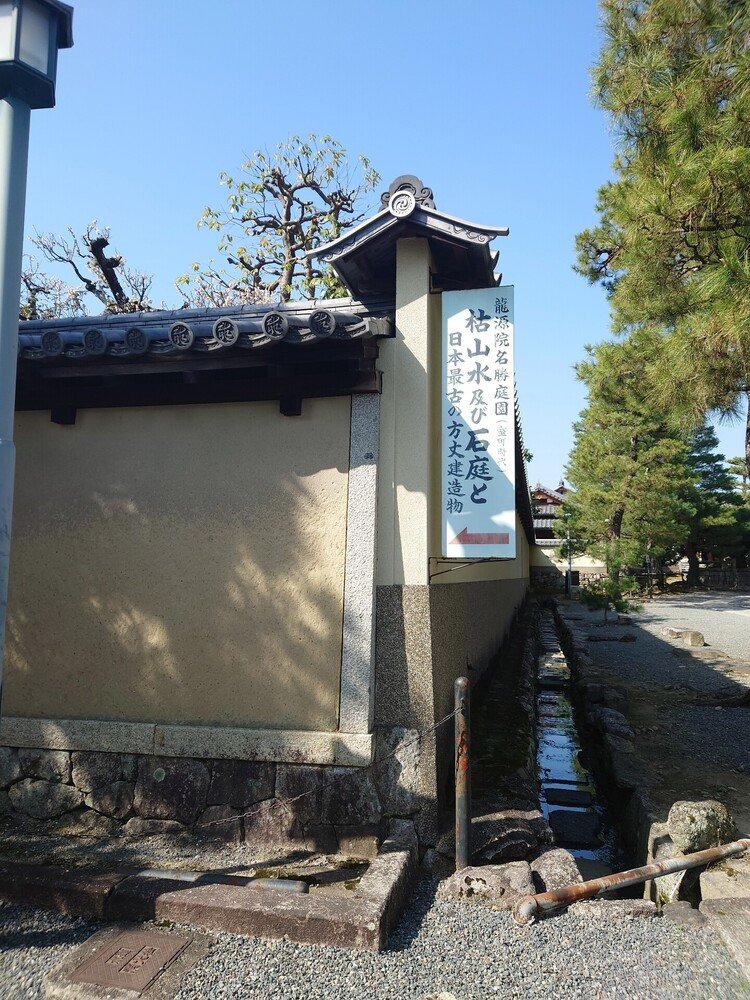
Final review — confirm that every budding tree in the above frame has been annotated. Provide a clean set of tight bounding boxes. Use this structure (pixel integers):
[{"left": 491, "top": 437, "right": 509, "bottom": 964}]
[{"left": 178, "top": 134, "right": 379, "bottom": 305}]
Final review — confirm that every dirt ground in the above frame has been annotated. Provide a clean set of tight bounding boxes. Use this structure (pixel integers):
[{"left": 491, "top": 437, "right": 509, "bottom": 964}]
[{"left": 558, "top": 592, "right": 750, "bottom": 837}]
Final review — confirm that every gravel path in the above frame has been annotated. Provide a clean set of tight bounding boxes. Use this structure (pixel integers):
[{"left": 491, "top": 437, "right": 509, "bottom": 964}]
[
  {"left": 563, "top": 600, "right": 750, "bottom": 699},
  {"left": 0, "top": 902, "right": 95, "bottom": 998},
  {"left": 638, "top": 593, "right": 750, "bottom": 661},
  {"left": 0, "top": 879, "right": 746, "bottom": 1000}
]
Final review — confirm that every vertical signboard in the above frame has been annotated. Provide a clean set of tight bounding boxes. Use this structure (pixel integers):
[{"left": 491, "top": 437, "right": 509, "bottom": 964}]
[{"left": 441, "top": 286, "right": 515, "bottom": 559}]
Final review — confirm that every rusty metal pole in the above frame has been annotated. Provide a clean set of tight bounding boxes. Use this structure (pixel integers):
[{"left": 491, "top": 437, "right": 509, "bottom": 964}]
[
  {"left": 513, "top": 837, "right": 750, "bottom": 924},
  {"left": 455, "top": 676, "right": 471, "bottom": 871}
]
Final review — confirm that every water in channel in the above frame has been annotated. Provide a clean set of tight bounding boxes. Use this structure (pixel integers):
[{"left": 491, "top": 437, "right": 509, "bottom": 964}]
[{"left": 537, "top": 608, "right": 626, "bottom": 877}]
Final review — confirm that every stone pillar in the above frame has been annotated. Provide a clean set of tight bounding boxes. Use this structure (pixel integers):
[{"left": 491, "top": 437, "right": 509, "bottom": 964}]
[
  {"left": 376, "top": 237, "right": 436, "bottom": 587},
  {"left": 374, "top": 237, "right": 444, "bottom": 843}
]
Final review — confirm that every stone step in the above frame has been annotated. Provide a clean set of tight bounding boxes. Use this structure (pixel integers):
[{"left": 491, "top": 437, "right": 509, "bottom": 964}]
[
  {"left": 548, "top": 808, "right": 603, "bottom": 847},
  {"left": 543, "top": 785, "right": 595, "bottom": 808},
  {"left": 538, "top": 674, "right": 570, "bottom": 690}
]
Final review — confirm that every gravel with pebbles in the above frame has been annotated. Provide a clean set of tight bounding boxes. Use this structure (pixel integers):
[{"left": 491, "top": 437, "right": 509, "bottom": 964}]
[
  {"left": 0, "top": 902, "right": 95, "bottom": 998},
  {"left": 1, "top": 877, "right": 745, "bottom": 1000}
]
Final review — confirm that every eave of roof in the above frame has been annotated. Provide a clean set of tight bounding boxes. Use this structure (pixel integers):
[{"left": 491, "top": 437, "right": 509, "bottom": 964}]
[
  {"left": 533, "top": 487, "right": 565, "bottom": 504},
  {"left": 514, "top": 393, "right": 535, "bottom": 547},
  {"left": 307, "top": 175, "right": 509, "bottom": 299}
]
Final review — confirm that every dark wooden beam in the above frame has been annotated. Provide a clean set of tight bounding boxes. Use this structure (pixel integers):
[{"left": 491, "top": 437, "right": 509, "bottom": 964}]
[{"left": 16, "top": 370, "right": 381, "bottom": 414}]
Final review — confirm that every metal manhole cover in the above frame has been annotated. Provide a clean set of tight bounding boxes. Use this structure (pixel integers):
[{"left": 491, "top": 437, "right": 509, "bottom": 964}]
[{"left": 69, "top": 930, "right": 193, "bottom": 994}]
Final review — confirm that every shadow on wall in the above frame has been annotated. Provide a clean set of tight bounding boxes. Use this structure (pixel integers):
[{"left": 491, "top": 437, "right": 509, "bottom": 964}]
[{"left": 5, "top": 398, "right": 354, "bottom": 732}]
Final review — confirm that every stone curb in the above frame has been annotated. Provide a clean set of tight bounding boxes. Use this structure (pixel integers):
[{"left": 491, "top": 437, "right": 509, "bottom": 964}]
[
  {"left": 0, "top": 862, "right": 126, "bottom": 919},
  {"left": 0, "top": 819, "right": 418, "bottom": 952},
  {"left": 700, "top": 897, "right": 750, "bottom": 984},
  {"left": 551, "top": 603, "right": 656, "bottom": 863}
]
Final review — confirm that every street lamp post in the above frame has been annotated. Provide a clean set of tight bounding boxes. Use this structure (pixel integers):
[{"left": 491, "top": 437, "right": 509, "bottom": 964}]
[
  {"left": 564, "top": 514, "right": 573, "bottom": 597},
  {"left": 0, "top": 0, "right": 72, "bottom": 705}
]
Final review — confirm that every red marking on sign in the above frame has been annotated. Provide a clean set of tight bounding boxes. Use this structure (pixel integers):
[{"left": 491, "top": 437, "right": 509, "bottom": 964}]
[{"left": 451, "top": 528, "right": 510, "bottom": 545}]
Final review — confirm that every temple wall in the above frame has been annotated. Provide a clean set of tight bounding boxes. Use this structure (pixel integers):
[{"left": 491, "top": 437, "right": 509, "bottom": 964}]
[
  {"left": 372, "top": 237, "right": 530, "bottom": 841},
  {"left": 1, "top": 233, "right": 533, "bottom": 846},
  {"left": 5, "top": 398, "right": 351, "bottom": 732}
]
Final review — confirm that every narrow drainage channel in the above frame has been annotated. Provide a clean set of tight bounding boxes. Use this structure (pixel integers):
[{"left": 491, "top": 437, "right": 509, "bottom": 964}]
[{"left": 537, "top": 607, "right": 630, "bottom": 882}]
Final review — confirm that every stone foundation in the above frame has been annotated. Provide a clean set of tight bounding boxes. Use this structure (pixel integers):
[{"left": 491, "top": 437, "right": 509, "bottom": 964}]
[
  {"left": 375, "top": 580, "right": 529, "bottom": 844},
  {"left": 0, "top": 746, "right": 422, "bottom": 855}
]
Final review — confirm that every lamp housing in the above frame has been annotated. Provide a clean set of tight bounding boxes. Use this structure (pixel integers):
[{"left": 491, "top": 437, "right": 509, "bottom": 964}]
[{"left": 0, "top": 0, "right": 72, "bottom": 109}]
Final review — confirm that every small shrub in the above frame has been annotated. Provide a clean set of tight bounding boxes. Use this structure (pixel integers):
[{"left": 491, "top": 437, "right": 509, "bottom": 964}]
[{"left": 579, "top": 577, "right": 643, "bottom": 623}]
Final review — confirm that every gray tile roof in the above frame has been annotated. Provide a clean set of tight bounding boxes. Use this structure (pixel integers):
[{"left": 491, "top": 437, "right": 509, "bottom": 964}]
[{"left": 18, "top": 298, "right": 392, "bottom": 363}]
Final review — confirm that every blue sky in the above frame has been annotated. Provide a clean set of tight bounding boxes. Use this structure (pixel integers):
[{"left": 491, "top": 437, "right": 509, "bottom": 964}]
[{"left": 23, "top": 0, "right": 743, "bottom": 483}]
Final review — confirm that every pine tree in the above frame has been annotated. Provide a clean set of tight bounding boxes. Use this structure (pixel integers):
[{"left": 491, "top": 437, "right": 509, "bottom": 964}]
[
  {"left": 678, "top": 425, "right": 748, "bottom": 583},
  {"left": 559, "top": 335, "right": 695, "bottom": 576},
  {"left": 728, "top": 455, "right": 749, "bottom": 497},
  {"left": 576, "top": 0, "right": 750, "bottom": 474}
]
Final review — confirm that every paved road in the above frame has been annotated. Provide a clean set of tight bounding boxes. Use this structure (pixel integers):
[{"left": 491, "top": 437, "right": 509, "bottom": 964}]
[{"left": 638, "top": 592, "right": 750, "bottom": 661}]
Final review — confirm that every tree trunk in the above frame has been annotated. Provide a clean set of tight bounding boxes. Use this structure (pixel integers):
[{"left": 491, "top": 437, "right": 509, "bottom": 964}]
[
  {"left": 685, "top": 542, "right": 701, "bottom": 587},
  {"left": 606, "top": 507, "right": 624, "bottom": 581},
  {"left": 745, "top": 389, "right": 750, "bottom": 481},
  {"left": 87, "top": 236, "right": 128, "bottom": 309}
]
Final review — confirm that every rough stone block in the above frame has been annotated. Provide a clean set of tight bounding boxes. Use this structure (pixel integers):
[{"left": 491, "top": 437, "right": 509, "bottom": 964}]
[
  {"left": 582, "top": 684, "right": 626, "bottom": 712},
  {"left": 84, "top": 780, "right": 134, "bottom": 820},
  {"left": 120, "top": 754, "right": 138, "bottom": 783},
  {"left": 530, "top": 848, "right": 583, "bottom": 892},
  {"left": 661, "top": 627, "right": 705, "bottom": 646},
  {"left": 133, "top": 757, "right": 210, "bottom": 825},
  {"left": 544, "top": 786, "right": 594, "bottom": 808},
  {"left": 588, "top": 707, "right": 635, "bottom": 740},
  {"left": 667, "top": 800, "right": 737, "bottom": 853},
  {"left": 196, "top": 804, "right": 243, "bottom": 843},
  {"left": 18, "top": 748, "right": 70, "bottom": 783},
  {"left": 8, "top": 778, "right": 83, "bottom": 819},
  {"left": 662, "top": 900, "right": 708, "bottom": 929},
  {"left": 436, "top": 862, "right": 535, "bottom": 908},
  {"left": 303, "top": 823, "right": 339, "bottom": 854},
  {"left": 373, "top": 726, "right": 421, "bottom": 816},
  {"left": 244, "top": 796, "right": 300, "bottom": 849},
  {"left": 121, "top": 817, "right": 188, "bottom": 837},
  {"left": 335, "top": 823, "right": 382, "bottom": 858},
  {"left": 700, "top": 858, "right": 750, "bottom": 901},
  {"left": 70, "top": 751, "right": 122, "bottom": 792},
  {"left": 0, "top": 747, "right": 21, "bottom": 788},
  {"left": 437, "top": 802, "right": 550, "bottom": 865},
  {"left": 322, "top": 767, "right": 381, "bottom": 826},
  {"left": 48, "top": 809, "right": 118, "bottom": 838},
  {"left": 207, "top": 760, "right": 275, "bottom": 809},
  {"left": 647, "top": 822, "right": 702, "bottom": 905},
  {"left": 683, "top": 630, "right": 705, "bottom": 647},
  {"left": 275, "top": 765, "right": 326, "bottom": 826}
]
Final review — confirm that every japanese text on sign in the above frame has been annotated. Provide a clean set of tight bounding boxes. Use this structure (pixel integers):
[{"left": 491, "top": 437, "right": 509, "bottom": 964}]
[{"left": 441, "top": 286, "right": 515, "bottom": 558}]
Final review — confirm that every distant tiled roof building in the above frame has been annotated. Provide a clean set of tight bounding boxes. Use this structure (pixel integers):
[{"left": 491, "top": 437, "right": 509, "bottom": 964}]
[{"left": 532, "top": 479, "right": 567, "bottom": 547}]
